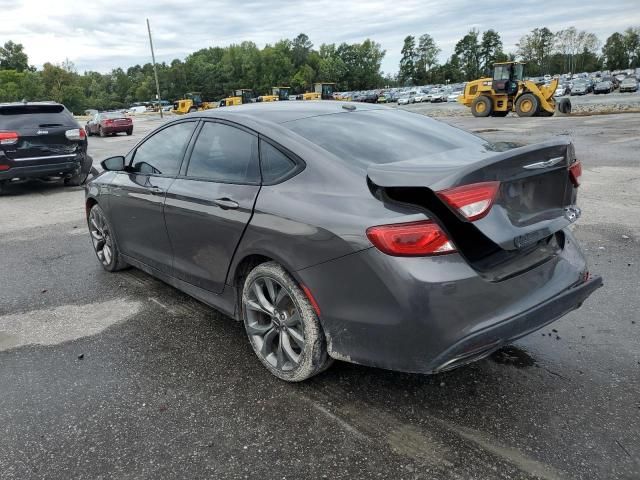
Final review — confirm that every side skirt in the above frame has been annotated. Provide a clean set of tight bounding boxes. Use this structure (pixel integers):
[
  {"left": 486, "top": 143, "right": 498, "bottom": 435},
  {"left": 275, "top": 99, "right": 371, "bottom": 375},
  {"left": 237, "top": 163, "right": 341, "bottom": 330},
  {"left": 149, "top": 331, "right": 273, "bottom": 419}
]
[{"left": 121, "top": 253, "right": 239, "bottom": 320}]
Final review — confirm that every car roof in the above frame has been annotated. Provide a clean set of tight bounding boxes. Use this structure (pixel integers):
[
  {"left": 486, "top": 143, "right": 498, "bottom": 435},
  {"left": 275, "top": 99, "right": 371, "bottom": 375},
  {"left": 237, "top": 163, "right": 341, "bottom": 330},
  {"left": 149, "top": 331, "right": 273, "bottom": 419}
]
[{"left": 193, "top": 101, "right": 386, "bottom": 125}]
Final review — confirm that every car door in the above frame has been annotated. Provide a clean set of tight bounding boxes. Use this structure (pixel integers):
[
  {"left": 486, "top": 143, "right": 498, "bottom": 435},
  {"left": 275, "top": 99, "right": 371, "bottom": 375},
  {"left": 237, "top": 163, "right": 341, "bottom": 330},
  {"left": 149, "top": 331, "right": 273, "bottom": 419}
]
[
  {"left": 163, "top": 120, "right": 262, "bottom": 293},
  {"left": 106, "top": 120, "right": 197, "bottom": 273}
]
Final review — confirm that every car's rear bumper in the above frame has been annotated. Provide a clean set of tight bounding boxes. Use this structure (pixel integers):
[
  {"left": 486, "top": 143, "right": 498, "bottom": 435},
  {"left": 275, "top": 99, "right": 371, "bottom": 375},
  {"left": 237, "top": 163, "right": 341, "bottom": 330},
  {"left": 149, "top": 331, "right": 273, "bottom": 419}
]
[
  {"left": 0, "top": 153, "right": 89, "bottom": 181},
  {"left": 102, "top": 126, "right": 131, "bottom": 133},
  {"left": 430, "top": 275, "right": 602, "bottom": 372},
  {"left": 297, "top": 228, "right": 601, "bottom": 374}
]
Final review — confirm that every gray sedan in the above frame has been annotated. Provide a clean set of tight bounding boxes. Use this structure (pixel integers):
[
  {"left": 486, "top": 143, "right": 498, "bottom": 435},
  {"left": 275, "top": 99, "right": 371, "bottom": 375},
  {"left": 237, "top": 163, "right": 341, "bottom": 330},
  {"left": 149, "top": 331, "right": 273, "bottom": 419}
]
[{"left": 85, "top": 102, "right": 601, "bottom": 381}]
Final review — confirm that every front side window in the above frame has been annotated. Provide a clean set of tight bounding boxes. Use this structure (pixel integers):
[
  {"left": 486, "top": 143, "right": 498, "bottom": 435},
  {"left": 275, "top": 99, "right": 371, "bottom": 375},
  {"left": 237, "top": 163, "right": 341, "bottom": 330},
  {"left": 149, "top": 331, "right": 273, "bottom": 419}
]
[
  {"left": 132, "top": 122, "right": 195, "bottom": 176},
  {"left": 186, "top": 122, "right": 259, "bottom": 184}
]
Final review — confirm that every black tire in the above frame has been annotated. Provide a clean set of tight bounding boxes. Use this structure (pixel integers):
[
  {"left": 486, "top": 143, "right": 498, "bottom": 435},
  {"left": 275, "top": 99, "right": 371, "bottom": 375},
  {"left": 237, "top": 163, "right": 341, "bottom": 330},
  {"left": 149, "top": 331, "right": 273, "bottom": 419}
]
[
  {"left": 85, "top": 126, "right": 91, "bottom": 137},
  {"left": 515, "top": 93, "right": 539, "bottom": 117},
  {"left": 126, "top": 128, "right": 133, "bottom": 136},
  {"left": 87, "top": 204, "right": 128, "bottom": 272},
  {"left": 242, "top": 262, "right": 333, "bottom": 382},
  {"left": 557, "top": 98, "right": 572, "bottom": 114},
  {"left": 188, "top": 107, "right": 197, "bottom": 113},
  {"left": 471, "top": 96, "right": 492, "bottom": 117},
  {"left": 99, "top": 126, "right": 106, "bottom": 137},
  {"left": 64, "top": 170, "right": 89, "bottom": 186}
]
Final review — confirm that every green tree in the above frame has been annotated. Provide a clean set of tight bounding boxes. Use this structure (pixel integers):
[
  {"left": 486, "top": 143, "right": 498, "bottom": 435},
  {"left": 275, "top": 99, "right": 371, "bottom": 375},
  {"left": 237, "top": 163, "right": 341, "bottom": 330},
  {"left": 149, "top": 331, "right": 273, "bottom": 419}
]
[
  {"left": 602, "top": 32, "right": 628, "bottom": 70},
  {"left": 399, "top": 35, "right": 417, "bottom": 85},
  {"left": 480, "top": 29, "right": 504, "bottom": 73},
  {"left": 0, "top": 41, "right": 30, "bottom": 72},
  {"left": 415, "top": 34, "right": 440, "bottom": 83},
  {"left": 454, "top": 29, "right": 481, "bottom": 80},
  {"left": 516, "top": 27, "right": 555, "bottom": 75}
]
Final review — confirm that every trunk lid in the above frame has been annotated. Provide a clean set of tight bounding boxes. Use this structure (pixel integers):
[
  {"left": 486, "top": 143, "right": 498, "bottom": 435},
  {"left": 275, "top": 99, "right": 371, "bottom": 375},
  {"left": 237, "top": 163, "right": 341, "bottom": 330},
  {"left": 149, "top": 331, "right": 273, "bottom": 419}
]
[{"left": 367, "top": 138, "right": 580, "bottom": 277}]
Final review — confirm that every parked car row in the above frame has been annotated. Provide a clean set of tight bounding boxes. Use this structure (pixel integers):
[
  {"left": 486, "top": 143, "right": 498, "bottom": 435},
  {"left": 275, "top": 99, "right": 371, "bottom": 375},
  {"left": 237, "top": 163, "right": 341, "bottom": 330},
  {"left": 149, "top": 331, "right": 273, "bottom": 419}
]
[{"left": 336, "top": 84, "right": 466, "bottom": 105}]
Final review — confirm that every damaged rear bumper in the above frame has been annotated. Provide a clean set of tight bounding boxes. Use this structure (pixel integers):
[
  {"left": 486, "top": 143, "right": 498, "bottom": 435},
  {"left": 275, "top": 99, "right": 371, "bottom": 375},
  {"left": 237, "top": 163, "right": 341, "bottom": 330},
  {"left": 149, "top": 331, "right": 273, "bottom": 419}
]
[{"left": 431, "top": 275, "right": 602, "bottom": 372}]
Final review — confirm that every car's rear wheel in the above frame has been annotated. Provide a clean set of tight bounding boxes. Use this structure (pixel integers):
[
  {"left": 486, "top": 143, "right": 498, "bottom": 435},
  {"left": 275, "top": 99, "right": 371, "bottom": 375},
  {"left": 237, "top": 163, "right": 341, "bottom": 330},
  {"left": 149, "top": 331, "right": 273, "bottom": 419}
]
[
  {"left": 126, "top": 128, "right": 133, "bottom": 136},
  {"left": 88, "top": 204, "right": 128, "bottom": 272},
  {"left": 242, "top": 262, "right": 332, "bottom": 382}
]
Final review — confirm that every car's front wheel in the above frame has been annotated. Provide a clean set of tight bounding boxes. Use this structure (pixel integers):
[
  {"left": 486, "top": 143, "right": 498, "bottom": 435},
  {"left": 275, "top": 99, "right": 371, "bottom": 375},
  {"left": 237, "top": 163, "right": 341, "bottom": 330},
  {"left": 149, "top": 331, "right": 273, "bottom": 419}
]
[
  {"left": 88, "top": 204, "right": 128, "bottom": 272},
  {"left": 242, "top": 262, "right": 333, "bottom": 381}
]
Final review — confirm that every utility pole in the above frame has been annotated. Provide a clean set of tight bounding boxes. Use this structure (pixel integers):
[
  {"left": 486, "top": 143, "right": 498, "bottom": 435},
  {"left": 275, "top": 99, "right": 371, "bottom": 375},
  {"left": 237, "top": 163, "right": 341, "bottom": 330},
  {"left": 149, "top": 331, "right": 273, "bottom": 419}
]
[{"left": 146, "top": 18, "right": 163, "bottom": 119}]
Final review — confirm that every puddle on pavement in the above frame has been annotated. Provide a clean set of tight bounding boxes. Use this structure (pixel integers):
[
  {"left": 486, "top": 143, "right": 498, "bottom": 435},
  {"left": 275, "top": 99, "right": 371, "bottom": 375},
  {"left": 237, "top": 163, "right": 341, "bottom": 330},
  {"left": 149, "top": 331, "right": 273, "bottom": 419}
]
[{"left": 489, "top": 345, "right": 536, "bottom": 368}]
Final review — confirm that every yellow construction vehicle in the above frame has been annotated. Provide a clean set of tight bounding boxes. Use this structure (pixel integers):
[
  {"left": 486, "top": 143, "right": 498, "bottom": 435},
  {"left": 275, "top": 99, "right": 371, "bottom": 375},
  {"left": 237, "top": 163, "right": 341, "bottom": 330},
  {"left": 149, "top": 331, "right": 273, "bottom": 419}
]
[
  {"left": 172, "top": 92, "right": 215, "bottom": 114},
  {"left": 219, "top": 89, "right": 254, "bottom": 107},
  {"left": 459, "top": 62, "right": 571, "bottom": 117},
  {"left": 302, "top": 82, "right": 336, "bottom": 100},
  {"left": 258, "top": 87, "right": 291, "bottom": 102}
]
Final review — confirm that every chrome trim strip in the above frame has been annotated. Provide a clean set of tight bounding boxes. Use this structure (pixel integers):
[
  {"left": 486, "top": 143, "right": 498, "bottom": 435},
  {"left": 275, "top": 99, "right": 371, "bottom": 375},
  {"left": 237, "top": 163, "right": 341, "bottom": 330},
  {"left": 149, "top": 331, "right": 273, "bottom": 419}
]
[
  {"left": 523, "top": 156, "right": 564, "bottom": 169},
  {"left": 13, "top": 154, "right": 77, "bottom": 162}
]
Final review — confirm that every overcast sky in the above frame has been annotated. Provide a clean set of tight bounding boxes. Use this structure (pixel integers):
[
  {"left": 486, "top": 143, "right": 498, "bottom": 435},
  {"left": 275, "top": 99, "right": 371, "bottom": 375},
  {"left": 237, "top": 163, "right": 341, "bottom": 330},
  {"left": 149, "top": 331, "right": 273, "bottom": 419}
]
[{"left": 1, "top": 0, "right": 637, "bottom": 75}]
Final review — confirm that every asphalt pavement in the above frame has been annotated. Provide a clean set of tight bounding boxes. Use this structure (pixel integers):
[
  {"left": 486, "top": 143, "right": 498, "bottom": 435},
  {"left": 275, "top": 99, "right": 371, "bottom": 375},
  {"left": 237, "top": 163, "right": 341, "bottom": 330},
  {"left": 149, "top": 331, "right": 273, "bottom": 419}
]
[{"left": 0, "top": 111, "right": 638, "bottom": 480}]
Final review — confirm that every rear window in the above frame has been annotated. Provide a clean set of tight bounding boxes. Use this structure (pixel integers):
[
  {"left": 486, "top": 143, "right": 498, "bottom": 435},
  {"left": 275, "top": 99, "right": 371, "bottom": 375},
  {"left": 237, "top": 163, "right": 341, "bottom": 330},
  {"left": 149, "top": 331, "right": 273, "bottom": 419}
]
[
  {"left": 102, "top": 112, "right": 125, "bottom": 119},
  {"left": 285, "top": 109, "right": 485, "bottom": 171},
  {"left": 0, "top": 104, "right": 76, "bottom": 129}
]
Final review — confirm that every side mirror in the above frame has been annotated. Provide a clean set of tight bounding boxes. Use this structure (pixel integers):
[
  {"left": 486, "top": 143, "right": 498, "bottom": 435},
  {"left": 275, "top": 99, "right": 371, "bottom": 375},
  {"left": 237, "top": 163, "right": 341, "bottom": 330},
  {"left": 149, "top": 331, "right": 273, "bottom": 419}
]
[{"left": 101, "top": 155, "right": 126, "bottom": 171}]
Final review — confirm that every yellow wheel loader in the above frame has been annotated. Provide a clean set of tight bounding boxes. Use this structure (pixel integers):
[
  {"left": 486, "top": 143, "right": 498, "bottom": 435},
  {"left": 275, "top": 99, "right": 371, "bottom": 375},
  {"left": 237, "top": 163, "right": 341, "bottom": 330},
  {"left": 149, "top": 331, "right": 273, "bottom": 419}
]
[
  {"left": 219, "top": 89, "right": 254, "bottom": 107},
  {"left": 301, "top": 82, "right": 336, "bottom": 100},
  {"left": 172, "top": 92, "right": 215, "bottom": 114},
  {"left": 459, "top": 62, "right": 571, "bottom": 118},
  {"left": 258, "top": 87, "right": 291, "bottom": 102}
]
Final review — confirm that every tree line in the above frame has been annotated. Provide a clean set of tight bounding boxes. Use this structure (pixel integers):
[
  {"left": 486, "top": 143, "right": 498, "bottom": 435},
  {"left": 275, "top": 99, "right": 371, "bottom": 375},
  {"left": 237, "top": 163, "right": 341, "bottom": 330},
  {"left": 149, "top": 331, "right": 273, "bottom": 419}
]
[{"left": 1, "top": 26, "right": 639, "bottom": 113}]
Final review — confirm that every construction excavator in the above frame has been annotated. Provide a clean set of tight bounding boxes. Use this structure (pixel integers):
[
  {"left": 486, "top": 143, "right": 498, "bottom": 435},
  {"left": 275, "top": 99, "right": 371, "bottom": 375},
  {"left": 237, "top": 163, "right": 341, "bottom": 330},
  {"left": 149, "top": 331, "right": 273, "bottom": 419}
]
[
  {"left": 219, "top": 89, "right": 254, "bottom": 107},
  {"left": 301, "top": 82, "right": 336, "bottom": 100},
  {"left": 258, "top": 87, "right": 291, "bottom": 102},
  {"left": 459, "top": 62, "right": 571, "bottom": 117},
  {"left": 172, "top": 92, "right": 215, "bottom": 114}
]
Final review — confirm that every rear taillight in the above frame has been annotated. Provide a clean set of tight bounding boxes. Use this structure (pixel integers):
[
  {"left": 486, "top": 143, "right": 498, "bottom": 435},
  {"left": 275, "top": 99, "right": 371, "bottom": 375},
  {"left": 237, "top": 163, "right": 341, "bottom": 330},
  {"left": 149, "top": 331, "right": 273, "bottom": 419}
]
[
  {"left": 569, "top": 161, "right": 582, "bottom": 187},
  {"left": 0, "top": 131, "right": 19, "bottom": 145},
  {"left": 65, "top": 128, "right": 86, "bottom": 141},
  {"left": 436, "top": 181, "right": 500, "bottom": 222},
  {"left": 366, "top": 220, "right": 455, "bottom": 256},
  {"left": 0, "top": 164, "right": 10, "bottom": 171}
]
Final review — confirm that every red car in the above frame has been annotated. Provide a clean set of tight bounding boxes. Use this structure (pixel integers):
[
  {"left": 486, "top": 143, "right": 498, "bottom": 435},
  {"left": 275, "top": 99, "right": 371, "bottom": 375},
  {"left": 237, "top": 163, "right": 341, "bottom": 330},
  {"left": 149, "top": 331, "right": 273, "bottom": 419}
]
[{"left": 85, "top": 112, "right": 133, "bottom": 137}]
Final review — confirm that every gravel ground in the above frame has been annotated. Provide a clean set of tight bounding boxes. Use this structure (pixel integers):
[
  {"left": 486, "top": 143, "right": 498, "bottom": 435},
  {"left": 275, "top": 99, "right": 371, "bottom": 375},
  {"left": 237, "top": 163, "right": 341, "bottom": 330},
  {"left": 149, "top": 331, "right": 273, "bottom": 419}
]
[{"left": 0, "top": 109, "right": 638, "bottom": 480}]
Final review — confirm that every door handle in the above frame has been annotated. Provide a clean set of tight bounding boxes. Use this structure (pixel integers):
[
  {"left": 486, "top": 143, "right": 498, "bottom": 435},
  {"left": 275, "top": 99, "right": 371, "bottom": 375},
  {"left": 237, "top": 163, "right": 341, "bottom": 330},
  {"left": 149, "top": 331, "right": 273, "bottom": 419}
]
[
  {"left": 149, "top": 186, "right": 165, "bottom": 195},
  {"left": 213, "top": 197, "right": 239, "bottom": 210}
]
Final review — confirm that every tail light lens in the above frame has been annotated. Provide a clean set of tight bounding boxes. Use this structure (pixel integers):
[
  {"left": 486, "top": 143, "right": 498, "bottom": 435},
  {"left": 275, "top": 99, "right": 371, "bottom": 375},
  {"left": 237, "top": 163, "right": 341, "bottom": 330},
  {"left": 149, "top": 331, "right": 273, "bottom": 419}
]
[
  {"left": 0, "top": 131, "right": 19, "bottom": 145},
  {"left": 0, "top": 164, "right": 10, "bottom": 171},
  {"left": 569, "top": 161, "right": 582, "bottom": 187},
  {"left": 366, "top": 220, "right": 455, "bottom": 256},
  {"left": 436, "top": 181, "right": 500, "bottom": 221},
  {"left": 65, "top": 128, "right": 86, "bottom": 141}
]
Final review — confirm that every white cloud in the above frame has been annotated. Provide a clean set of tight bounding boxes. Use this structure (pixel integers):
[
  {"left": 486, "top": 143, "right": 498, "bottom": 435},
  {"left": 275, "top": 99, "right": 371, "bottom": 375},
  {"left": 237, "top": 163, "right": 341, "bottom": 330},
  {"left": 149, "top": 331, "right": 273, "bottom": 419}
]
[{"left": 0, "top": 0, "right": 637, "bottom": 74}]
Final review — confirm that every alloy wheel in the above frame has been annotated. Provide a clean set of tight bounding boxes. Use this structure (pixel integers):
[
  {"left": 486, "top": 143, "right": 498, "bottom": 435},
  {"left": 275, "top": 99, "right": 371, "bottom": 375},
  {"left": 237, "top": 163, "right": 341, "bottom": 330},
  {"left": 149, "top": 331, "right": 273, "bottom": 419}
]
[
  {"left": 89, "top": 207, "right": 113, "bottom": 267},
  {"left": 244, "top": 277, "right": 306, "bottom": 371}
]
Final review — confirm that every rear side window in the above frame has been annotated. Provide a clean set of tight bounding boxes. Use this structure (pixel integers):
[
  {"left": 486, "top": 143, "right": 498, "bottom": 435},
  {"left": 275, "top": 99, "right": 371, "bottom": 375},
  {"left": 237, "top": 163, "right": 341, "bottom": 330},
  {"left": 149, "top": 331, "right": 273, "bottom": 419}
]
[
  {"left": 0, "top": 104, "right": 76, "bottom": 129},
  {"left": 260, "top": 140, "right": 296, "bottom": 183},
  {"left": 132, "top": 122, "right": 195, "bottom": 176},
  {"left": 285, "top": 109, "right": 486, "bottom": 171},
  {"left": 186, "top": 122, "right": 259, "bottom": 184}
]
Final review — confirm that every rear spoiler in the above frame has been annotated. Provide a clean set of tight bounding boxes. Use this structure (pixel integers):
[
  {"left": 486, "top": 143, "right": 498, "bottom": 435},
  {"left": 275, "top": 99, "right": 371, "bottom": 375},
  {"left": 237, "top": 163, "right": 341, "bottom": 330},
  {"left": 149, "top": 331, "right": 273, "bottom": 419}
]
[{"left": 366, "top": 137, "right": 573, "bottom": 191}]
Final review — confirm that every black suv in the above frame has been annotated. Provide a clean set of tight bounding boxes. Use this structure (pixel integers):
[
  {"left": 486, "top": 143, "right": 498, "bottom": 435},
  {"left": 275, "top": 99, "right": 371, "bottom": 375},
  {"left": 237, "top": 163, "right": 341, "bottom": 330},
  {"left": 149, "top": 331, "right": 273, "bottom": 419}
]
[{"left": 0, "top": 102, "right": 92, "bottom": 192}]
